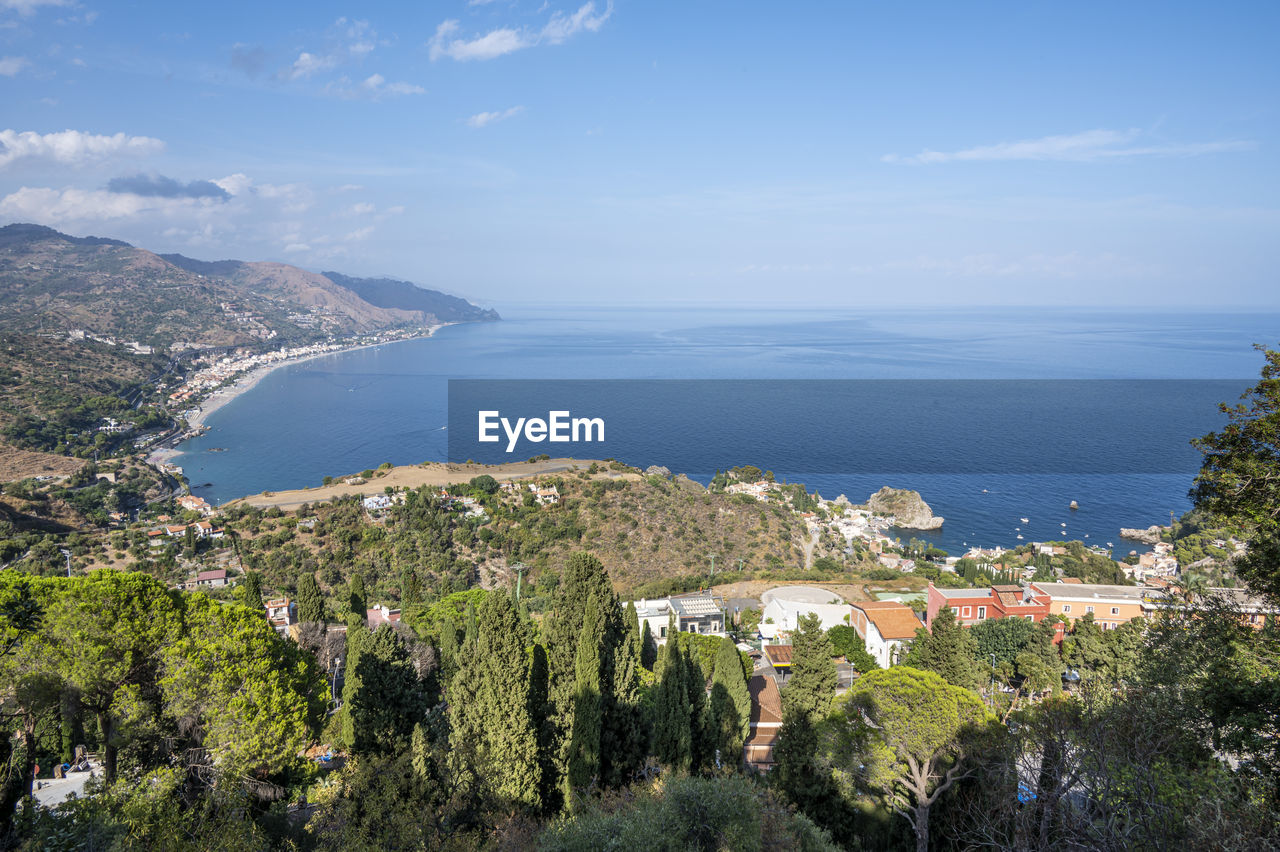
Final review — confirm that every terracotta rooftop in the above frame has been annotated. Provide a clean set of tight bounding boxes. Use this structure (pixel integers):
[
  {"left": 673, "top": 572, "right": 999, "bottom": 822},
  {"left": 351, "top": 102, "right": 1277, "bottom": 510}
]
[
  {"left": 854, "top": 601, "right": 923, "bottom": 640},
  {"left": 748, "top": 674, "right": 783, "bottom": 725},
  {"left": 763, "top": 644, "right": 793, "bottom": 666}
]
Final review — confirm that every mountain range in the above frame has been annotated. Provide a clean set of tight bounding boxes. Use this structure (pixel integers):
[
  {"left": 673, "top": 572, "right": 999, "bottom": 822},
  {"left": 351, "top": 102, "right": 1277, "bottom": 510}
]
[{"left": 0, "top": 223, "right": 497, "bottom": 350}]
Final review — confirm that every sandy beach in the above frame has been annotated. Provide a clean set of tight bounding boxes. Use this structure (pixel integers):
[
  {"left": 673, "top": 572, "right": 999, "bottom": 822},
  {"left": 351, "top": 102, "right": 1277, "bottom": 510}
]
[{"left": 146, "top": 324, "right": 451, "bottom": 467}]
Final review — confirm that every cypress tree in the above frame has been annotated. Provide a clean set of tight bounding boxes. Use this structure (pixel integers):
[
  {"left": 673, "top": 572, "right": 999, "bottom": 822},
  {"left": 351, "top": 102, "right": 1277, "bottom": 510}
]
[
  {"left": 345, "top": 625, "right": 427, "bottom": 755},
  {"left": 640, "top": 620, "right": 658, "bottom": 671},
  {"left": 602, "top": 601, "right": 647, "bottom": 785},
  {"left": 783, "top": 613, "right": 837, "bottom": 722},
  {"left": 449, "top": 592, "right": 541, "bottom": 811},
  {"left": 402, "top": 568, "right": 420, "bottom": 607},
  {"left": 566, "top": 591, "right": 604, "bottom": 793},
  {"left": 651, "top": 634, "right": 693, "bottom": 771},
  {"left": 348, "top": 573, "right": 367, "bottom": 619},
  {"left": 340, "top": 621, "right": 370, "bottom": 749},
  {"left": 297, "top": 572, "right": 325, "bottom": 623},
  {"left": 710, "top": 636, "right": 751, "bottom": 766},
  {"left": 541, "top": 552, "right": 625, "bottom": 807},
  {"left": 463, "top": 602, "right": 478, "bottom": 650},
  {"left": 235, "top": 571, "right": 263, "bottom": 610}
]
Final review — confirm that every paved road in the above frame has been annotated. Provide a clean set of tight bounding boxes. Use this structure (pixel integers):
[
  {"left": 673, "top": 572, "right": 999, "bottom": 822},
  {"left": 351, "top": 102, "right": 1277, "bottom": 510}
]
[{"left": 32, "top": 764, "right": 101, "bottom": 808}]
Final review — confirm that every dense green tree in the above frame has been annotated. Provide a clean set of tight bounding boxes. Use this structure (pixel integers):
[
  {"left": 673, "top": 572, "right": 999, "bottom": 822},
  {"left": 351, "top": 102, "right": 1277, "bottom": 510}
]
[
  {"left": 640, "top": 620, "right": 657, "bottom": 670},
  {"left": 709, "top": 636, "right": 751, "bottom": 767},
  {"left": 783, "top": 613, "right": 837, "bottom": 721},
  {"left": 401, "top": 567, "right": 420, "bottom": 607},
  {"left": 343, "top": 625, "right": 429, "bottom": 755},
  {"left": 348, "top": 572, "right": 366, "bottom": 619},
  {"left": 566, "top": 591, "right": 604, "bottom": 794},
  {"left": 828, "top": 624, "right": 879, "bottom": 673},
  {"left": 235, "top": 570, "right": 263, "bottom": 610},
  {"left": 903, "top": 607, "right": 982, "bottom": 691},
  {"left": 1191, "top": 345, "right": 1280, "bottom": 600},
  {"left": 540, "top": 553, "right": 627, "bottom": 807},
  {"left": 448, "top": 591, "right": 541, "bottom": 811},
  {"left": 650, "top": 634, "right": 693, "bottom": 772},
  {"left": 970, "top": 616, "right": 1037, "bottom": 667},
  {"left": 603, "top": 600, "right": 647, "bottom": 786},
  {"left": 1063, "top": 612, "right": 1107, "bottom": 676},
  {"left": 297, "top": 572, "right": 325, "bottom": 623},
  {"left": 162, "top": 595, "right": 325, "bottom": 778},
  {"left": 838, "top": 666, "right": 992, "bottom": 852},
  {"left": 36, "top": 571, "right": 183, "bottom": 783}
]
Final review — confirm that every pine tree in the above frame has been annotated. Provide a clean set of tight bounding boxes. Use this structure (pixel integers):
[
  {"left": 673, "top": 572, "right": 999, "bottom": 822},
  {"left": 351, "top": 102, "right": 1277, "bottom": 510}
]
[
  {"left": 709, "top": 636, "right": 751, "bottom": 766},
  {"left": 783, "top": 613, "right": 837, "bottom": 721},
  {"left": 566, "top": 591, "right": 604, "bottom": 794},
  {"left": 348, "top": 573, "right": 367, "bottom": 619},
  {"left": 903, "top": 606, "right": 982, "bottom": 690},
  {"left": 297, "top": 572, "right": 325, "bottom": 623},
  {"left": 651, "top": 634, "right": 693, "bottom": 771},
  {"left": 463, "top": 602, "right": 478, "bottom": 650},
  {"left": 449, "top": 592, "right": 541, "bottom": 811}
]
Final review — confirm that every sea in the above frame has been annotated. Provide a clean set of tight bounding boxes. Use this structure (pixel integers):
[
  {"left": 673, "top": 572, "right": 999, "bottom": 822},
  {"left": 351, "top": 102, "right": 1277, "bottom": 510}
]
[{"left": 172, "top": 306, "right": 1278, "bottom": 557}]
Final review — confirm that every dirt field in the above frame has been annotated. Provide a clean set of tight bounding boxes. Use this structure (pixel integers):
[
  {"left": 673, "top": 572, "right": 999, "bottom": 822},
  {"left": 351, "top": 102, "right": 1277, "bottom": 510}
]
[
  {"left": 711, "top": 579, "right": 876, "bottom": 604},
  {"left": 0, "top": 447, "right": 85, "bottom": 482},
  {"left": 226, "top": 458, "right": 642, "bottom": 509}
]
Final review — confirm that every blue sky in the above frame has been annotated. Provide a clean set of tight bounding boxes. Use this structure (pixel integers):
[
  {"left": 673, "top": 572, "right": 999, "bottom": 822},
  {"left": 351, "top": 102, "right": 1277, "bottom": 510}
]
[{"left": 1, "top": 0, "right": 1277, "bottom": 307}]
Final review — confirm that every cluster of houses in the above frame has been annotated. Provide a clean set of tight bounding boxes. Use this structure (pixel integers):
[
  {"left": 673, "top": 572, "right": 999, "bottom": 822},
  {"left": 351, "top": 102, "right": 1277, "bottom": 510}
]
[
  {"left": 165, "top": 342, "right": 347, "bottom": 404},
  {"left": 177, "top": 494, "right": 215, "bottom": 516},
  {"left": 498, "top": 480, "right": 561, "bottom": 505},
  {"left": 146, "top": 520, "right": 225, "bottom": 547}
]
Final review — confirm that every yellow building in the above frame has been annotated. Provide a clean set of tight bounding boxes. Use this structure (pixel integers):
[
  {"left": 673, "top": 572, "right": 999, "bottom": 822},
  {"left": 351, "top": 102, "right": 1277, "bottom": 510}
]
[{"left": 1030, "top": 582, "right": 1153, "bottom": 630}]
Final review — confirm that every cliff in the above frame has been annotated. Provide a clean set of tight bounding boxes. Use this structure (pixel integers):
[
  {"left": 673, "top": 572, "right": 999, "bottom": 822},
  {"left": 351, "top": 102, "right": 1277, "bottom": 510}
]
[{"left": 867, "top": 486, "right": 944, "bottom": 530}]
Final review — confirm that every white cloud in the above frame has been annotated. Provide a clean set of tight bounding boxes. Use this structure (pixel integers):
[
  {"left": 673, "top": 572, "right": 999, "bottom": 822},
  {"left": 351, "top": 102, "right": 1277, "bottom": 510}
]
[
  {"left": 323, "top": 73, "right": 425, "bottom": 100},
  {"left": 541, "top": 1, "right": 611, "bottom": 43},
  {"left": 429, "top": 2, "right": 612, "bottom": 62},
  {"left": 286, "top": 51, "right": 337, "bottom": 80},
  {"left": 466, "top": 105, "right": 524, "bottom": 128},
  {"left": 883, "top": 129, "right": 1256, "bottom": 164},
  {"left": 0, "top": 186, "right": 218, "bottom": 223},
  {"left": 344, "top": 225, "right": 374, "bottom": 241},
  {"left": 212, "top": 173, "right": 253, "bottom": 197},
  {"left": 0, "top": 0, "right": 72, "bottom": 15},
  {"left": 347, "top": 202, "right": 375, "bottom": 215},
  {"left": 0, "top": 56, "right": 27, "bottom": 75},
  {"left": 283, "top": 242, "right": 311, "bottom": 253},
  {"left": 0, "top": 129, "right": 165, "bottom": 169}
]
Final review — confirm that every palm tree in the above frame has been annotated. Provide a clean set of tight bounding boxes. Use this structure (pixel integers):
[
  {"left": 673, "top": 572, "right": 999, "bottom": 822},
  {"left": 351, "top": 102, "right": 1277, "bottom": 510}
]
[{"left": 1178, "top": 571, "right": 1209, "bottom": 603}]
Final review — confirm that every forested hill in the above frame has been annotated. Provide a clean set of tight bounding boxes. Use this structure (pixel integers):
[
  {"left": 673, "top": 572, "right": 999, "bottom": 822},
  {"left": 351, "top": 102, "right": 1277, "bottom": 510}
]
[{"left": 0, "top": 223, "right": 497, "bottom": 350}]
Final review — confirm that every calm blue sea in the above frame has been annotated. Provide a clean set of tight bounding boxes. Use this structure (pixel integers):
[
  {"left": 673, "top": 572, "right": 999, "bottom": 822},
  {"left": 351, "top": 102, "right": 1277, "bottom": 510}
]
[{"left": 173, "top": 306, "right": 1278, "bottom": 556}]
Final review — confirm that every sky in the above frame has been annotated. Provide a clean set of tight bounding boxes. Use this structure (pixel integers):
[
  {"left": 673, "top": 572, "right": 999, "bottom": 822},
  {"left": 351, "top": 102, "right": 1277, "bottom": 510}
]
[{"left": 1, "top": 0, "right": 1277, "bottom": 308}]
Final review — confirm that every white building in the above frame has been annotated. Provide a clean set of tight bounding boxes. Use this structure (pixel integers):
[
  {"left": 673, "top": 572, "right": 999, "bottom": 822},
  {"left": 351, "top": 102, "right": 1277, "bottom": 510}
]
[
  {"left": 849, "top": 601, "right": 922, "bottom": 668},
  {"left": 629, "top": 593, "right": 726, "bottom": 643},
  {"left": 758, "top": 598, "right": 851, "bottom": 644}
]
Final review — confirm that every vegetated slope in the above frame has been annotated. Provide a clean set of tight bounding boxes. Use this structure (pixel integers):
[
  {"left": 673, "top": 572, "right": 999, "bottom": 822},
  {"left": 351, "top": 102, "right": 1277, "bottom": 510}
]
[
  {"left": 0, "top": 223, "right": 496, "bottom": 351},
  {"left": 178, "top": 472, "right": 809, "bottom": 604},
  {"left": 321, "top": 271, "right": 499, "bottom": 322}
]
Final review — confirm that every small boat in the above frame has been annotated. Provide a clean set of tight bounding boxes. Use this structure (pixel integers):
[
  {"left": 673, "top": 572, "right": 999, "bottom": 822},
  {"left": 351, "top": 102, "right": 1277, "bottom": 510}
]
[
  {"left": 1020, "top": 517, "right": 1029, "bottom": 524},
  {"left": 1016, "top": 534, "right": 1024, "bottom": 540}
]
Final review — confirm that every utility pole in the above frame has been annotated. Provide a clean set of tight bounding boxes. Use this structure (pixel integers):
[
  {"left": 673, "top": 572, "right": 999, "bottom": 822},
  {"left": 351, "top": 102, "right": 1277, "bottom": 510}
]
[
  {"left": 708, "top": 554, "right": 717, "bottom": 580},
  {"left": 59, "top": 548, "right": 72, "bottom": 577},
  {"left": 513, "top": 562, "right": 526, "bottom": 602}
]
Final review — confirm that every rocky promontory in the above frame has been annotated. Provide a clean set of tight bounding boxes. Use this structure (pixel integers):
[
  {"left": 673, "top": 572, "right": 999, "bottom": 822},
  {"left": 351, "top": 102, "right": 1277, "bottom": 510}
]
[
  {"left": 1120, "top": 525, "right": 1167, "bottom": 545},
  {"left": 867, "top": 486, "right": 944, "bottom": 530}
]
